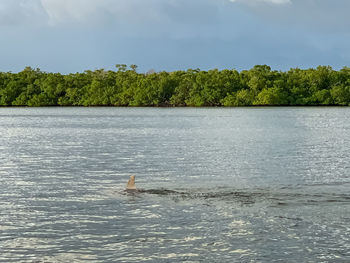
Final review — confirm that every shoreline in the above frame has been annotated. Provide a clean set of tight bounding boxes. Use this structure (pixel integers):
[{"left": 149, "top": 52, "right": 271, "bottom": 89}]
[{"left": 0, "top": 105, "right": 349, "bottom": 108}]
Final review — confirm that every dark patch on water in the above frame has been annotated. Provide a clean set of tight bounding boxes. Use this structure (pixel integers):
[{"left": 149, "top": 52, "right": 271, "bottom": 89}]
[{"left": 122, "top": 187, "right": 350, "bottom": 208}]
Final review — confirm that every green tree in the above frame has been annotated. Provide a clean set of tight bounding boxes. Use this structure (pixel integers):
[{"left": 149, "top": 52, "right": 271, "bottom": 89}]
[{"left": 254, "top": 87, "right": 289, "bottom": 105}]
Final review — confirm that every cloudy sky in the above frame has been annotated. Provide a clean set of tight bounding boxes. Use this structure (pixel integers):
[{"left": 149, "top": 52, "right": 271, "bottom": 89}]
[{"left": 0, "top": 0, "right": 349, "bottom": 73}]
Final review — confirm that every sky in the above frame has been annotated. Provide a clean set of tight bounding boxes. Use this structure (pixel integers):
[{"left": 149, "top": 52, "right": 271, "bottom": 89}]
[{"left": 0, "top": 0, "right": 349, "bottom": 73}]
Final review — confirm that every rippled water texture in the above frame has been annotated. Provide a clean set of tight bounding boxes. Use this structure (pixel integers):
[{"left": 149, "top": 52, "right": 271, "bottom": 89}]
[{"left": 0, "top": 107, "right": 349, "bottom": 262}]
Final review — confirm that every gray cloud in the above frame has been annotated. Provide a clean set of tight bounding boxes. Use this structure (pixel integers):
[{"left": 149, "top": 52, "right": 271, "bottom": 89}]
[
  {"left": 1, "top": 0, "right": 349, "bottom": 33},
  {"left": 230, "top": 0, "right": 350, "bottom": 32},
  {"left": 41, "top": 0, "right": 220, "bottom": 30},
  {"left": 0, "top": 0, "right": 217, "bottom": 29},
  {"left": 39, "top": 0, "right": 222, "bottom": 40},
  {"left": 41, "top": 0, "right": 166, "bottom": 26},
  {"left": 0, "top": 0, "right": 47, "bottom": 26},
  {"left": 0, "top": 0, "right": 349, "bottom": 73},
  {"left": 0, "top": 0, "right": 222, "bottom": 38},
  {"left": 230, "top": 0, "right": 291, "bottom": 5}
]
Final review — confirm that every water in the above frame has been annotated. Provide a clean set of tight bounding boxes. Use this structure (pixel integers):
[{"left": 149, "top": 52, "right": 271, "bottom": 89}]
[{"left": 0, "top": 107, "right": 349, "bottom": 262}]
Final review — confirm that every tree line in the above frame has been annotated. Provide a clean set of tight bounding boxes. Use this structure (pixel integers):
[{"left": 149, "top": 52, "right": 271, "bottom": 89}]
[{"left": 0, "top": 64, "right": 349, "bottom": 107}]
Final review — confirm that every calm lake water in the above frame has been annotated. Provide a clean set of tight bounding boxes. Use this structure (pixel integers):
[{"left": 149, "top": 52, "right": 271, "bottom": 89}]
[{"left": 0, "top": 107, "right": 349, "bottom": 262}]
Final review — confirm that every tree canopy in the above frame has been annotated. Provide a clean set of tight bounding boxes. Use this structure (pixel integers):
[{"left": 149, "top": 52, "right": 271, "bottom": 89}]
[{"left": 0, "top": 65, "right": 349, "bottom": 107}]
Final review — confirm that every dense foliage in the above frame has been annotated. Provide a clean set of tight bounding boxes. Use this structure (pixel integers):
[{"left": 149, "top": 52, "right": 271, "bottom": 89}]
[{"left": 1, "top": 65, "right": 350, "bottom": 106}]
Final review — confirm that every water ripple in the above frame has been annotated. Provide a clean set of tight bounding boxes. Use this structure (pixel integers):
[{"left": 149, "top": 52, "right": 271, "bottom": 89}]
[{"left": 1, "top": 107, "right": 349, "bottom": 262}]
